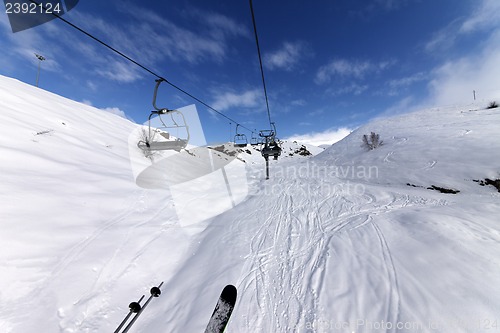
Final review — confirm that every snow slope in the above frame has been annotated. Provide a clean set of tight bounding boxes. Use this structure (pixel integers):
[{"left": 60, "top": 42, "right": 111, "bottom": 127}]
[
  {"left": 1, "top": 74, "right": 500, "bottom": 333},
  {"left": 0, "top": 76, "right": 193, "bottom": 332}
]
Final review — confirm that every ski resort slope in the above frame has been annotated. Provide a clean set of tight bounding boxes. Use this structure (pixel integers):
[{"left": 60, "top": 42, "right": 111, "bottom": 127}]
[
  {"left": 0, "top": 76, "right": 192, "bottom": 332},
  {"left": 157, "top": 102, "right": 500, "bottom": 332},
  {"left": 1, "top": 74, "right": 500, "bottom": 333}
]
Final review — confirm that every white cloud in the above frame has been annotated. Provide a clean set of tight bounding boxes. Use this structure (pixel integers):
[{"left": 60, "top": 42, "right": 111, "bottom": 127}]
[
  {"left": 285, "top": 127, "right": 353, "bottom": 147},
  {"left": 264, "top": 41, "right": 307, "bottom": 71},
  {"left": 0, "top": 15, "right": 62, "bottom": 73},
  {"left": 101, "top": 106, "right": 127, "bottom": 118},
  {"left": 401, "top": 0, "right": 500, "bottom": 108},
  {"left": 291, "top": 99, "right": 307, "bottom": 106},
  {"left": 424, "top": 19, "right": 461, "bottom": 53},
  {"left": 426, "top": 0, "right": 500, "bottom": 53},
  {"left": 308, "top": 109, "right": 324, "bottom": 116},
  {"left": 332, "top": 83, "right": 369, "bottom": 96},
  {"left": 459, "top": 0, "right": 500, "bottom": 34},
  {"left": 383, "top": 7, "right": 500, "bottom": 116},
  {"left": 386, "top": 72, "right": 427, "bottom": 96},
  {"left": 74, "top": 11, "right": 202, "bottom": 65},
  {"left": 95, "top": 60, "right": 142, "bottom": 83},
  {"left": 0, "top": 10, "right": 146, "bottom": 84},
  {"left": 382, "top": 38, "right": 500, "bottom": 115},
  {"left": 316, "top": 59, "right": 370, "bottom": 83},
  {"left": 85, "top": 81, "right": 98, "bottom": 92},
  {"left": 389, "top": 72, "right": 426, "bottom": 88},
  {"left": 108, "top": 4, "right": 247, "bottom": 65},
  {"left": 315, "top": 59, "right": 394, "bottom": 84},
  {"left": 428, "top": 37, "right": 500, "bottom": 105},
  {"left": 0, "top": 3, "right": 247, "bottom": 87},
  {"left": 200, "top": 10, "right": 250, "bottom": 40},
  {"left": 211, "top": 89, "right": 261, "bottom": 111},
  {"left": 79, "top": 99, "right": 127, "bottom": 118}
]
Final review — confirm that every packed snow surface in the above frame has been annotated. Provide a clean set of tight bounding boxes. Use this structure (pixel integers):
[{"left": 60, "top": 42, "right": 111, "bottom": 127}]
[{"left": 1, "top": 75, "right": 500, "bottom": 332}]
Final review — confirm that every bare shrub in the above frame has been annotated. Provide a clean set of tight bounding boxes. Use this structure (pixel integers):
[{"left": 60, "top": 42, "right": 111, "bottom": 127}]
[
  {"left": 139, "top": 128, "right": 151, "bottom": 144},
  {"left": 138, "top": 128, "right": 159, "bottom": 159},
  {"left": 486, "top": 101, "right": 498, "bottom": 109},
  {"left": 361, "top": 132, "right": 383, "bottom": 150}
]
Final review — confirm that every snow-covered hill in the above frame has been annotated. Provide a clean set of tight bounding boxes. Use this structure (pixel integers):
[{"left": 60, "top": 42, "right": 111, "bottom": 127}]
[
  {"left": 233, "top": 139, "right": 324, "bottom": 166},
  {"left": 316, "top": 104, "right": 500, "bottom": 194},
  {"left": 1, "top": 74, "right": 499, "bottom": 333}
]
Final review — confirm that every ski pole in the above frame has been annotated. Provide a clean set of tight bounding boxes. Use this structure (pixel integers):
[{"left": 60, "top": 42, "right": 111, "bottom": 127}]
[
  {"left": 114, "top": 295, "right": 145, "bottom": 333},
  {"left": 121, "top": 282, "right": 163, "bottom": 333}
]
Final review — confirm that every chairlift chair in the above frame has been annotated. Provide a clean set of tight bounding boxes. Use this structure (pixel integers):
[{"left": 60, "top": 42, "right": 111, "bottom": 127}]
[
  {"left": 137, "top": 79, "right": 190, "bottom": 152},
  {"left": 258, "top": 129, "right": 274, "bottom": 139},
  {"left": 234, "top": 134, "right": 248, "bottom": 147},
  {"left": 234, "top": 124, "right": 248, "bottom": 147},
  {"left": 259, "top": 129, "right": 281, "bottom": 160},
  {"left": 250, "top": 131, "right": 259, "bottom": 146},
  {"left": 261, "top": 139, "right": 281, "bottom": 160}
]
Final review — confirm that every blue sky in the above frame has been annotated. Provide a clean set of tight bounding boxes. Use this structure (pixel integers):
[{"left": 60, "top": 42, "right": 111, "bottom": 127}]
[{"left": 1, "top": 0, "right": 500, "bottom": 145}]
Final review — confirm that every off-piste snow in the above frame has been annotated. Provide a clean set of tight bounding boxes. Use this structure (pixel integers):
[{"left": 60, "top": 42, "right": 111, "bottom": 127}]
[{"left": 1, "top": 74, "right": 499, "bottom": 332}]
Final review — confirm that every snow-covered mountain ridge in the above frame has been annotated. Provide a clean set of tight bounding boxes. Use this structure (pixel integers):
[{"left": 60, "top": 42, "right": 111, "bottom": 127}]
[{"left": 1, "top": 75, "right": 500, "bottom": 333}]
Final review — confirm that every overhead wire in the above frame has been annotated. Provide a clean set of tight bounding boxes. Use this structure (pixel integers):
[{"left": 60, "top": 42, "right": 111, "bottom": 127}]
[
  {"left": 28, "top": 0, "right": 256, "bottom": 135},
  {"left": 249, "top": 0, "right": 274, "bottom": 130}
]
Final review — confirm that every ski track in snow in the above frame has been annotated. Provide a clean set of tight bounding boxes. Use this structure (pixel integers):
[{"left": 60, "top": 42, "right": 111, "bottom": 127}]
[
  {"left": 60, "top": 192, "right": 180, "bottom": 331},
  {"left": 232, "top": 174, "right": 450, "bottom": 333},
  {"left": 1, "top": 187, "right": 180, "bottom": 332},
  {"left": 370, "top": 220, "right": 401, "bottom": 332}
]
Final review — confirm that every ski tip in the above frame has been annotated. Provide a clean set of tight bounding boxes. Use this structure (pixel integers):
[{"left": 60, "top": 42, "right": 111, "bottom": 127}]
[{"left": 221, "top": 285, "right": 237, "bottom": 303}]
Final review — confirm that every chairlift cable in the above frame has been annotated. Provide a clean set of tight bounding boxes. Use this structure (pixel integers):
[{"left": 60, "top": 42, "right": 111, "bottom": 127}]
[
  {"left": 28, "top": 0, "right": 256, "bottom": 135},
  {"left": 249, "top": 0, "right": 273, "bottom": 129},
  {"left": 249, "top": 0, "right": 282, "bottom": 175}
]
